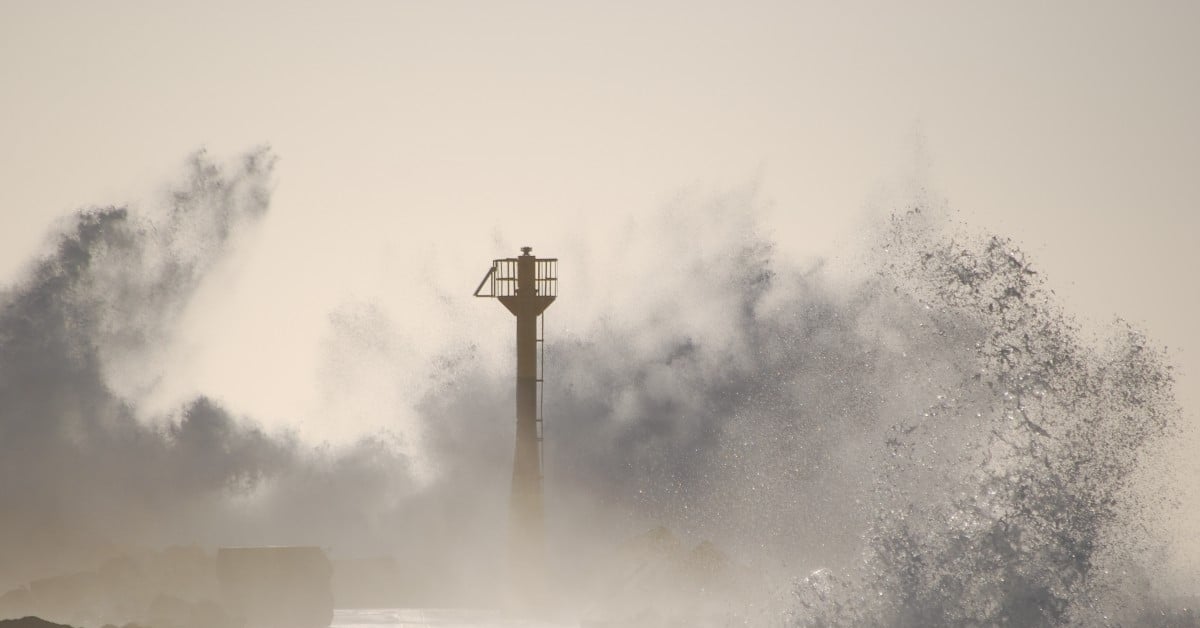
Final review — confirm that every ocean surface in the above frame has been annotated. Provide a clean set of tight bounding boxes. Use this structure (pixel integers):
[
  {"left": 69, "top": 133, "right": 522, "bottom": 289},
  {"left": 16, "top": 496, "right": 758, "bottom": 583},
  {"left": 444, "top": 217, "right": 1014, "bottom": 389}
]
[{"left": 331, "top": 609, "right": 579, "bottom": 628}]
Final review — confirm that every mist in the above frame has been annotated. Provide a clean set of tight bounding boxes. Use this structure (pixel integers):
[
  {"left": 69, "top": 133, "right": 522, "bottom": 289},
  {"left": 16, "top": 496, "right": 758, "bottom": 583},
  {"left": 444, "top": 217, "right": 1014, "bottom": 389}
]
[{"left": 0, "top": 149, "right": 1188, "bottom": 626}]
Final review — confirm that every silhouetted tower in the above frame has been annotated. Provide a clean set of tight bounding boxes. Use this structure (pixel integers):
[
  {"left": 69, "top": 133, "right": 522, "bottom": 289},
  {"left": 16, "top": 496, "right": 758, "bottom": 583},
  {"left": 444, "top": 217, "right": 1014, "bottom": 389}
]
[{"left": 474, "top": 246, "right": 557, "bottom": 607}]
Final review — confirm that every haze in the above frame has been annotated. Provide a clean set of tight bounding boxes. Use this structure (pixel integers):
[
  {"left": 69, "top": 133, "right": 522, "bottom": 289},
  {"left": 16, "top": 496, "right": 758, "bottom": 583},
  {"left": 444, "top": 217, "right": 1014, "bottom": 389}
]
[{"left": 1, "top": 1, "right": 1198, "bottom": 622}]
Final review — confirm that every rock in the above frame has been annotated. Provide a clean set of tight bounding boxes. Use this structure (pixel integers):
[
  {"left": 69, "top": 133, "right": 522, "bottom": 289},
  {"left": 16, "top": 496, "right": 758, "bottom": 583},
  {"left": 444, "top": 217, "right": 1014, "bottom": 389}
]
[{"left": 0, "top": 617, "right": 76, "bottom": 628}]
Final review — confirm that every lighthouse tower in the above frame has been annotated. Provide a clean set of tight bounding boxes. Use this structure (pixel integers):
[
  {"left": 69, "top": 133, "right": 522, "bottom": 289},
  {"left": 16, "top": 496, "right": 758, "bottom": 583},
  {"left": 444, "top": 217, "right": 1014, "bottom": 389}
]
[{"left": 474, "top": 247, "right": 557, "bottom": 608}]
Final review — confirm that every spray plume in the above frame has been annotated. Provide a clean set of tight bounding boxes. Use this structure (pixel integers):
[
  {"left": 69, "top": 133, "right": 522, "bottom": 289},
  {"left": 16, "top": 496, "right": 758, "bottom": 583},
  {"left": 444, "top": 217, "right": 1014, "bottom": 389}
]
[{"left": 0, "top": 150, "right": 1186, "bottom": 627}]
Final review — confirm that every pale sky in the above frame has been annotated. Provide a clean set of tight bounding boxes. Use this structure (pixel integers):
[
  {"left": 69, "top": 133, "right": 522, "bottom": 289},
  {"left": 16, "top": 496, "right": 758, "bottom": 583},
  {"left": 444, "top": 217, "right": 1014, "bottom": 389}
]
[{"left": 2, "top": 0, "right": 1197, "bottom": 523}]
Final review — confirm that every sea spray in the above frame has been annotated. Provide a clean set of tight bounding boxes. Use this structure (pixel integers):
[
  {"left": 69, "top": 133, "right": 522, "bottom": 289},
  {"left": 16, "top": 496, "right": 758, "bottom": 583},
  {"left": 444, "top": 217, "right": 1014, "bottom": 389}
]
[
  {"left": 0, "top": 152, "right": 1186, "bottom": 625},
  {"left": 793, "top": 208, "right": 1182, "bottom": 627}
]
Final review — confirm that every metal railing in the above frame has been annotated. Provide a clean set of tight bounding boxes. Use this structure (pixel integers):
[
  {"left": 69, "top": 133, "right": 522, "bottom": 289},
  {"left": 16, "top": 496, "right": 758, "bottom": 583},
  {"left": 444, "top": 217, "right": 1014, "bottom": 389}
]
[{"left": 474, "top": 258, "right": 558, "bottom": 298}]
